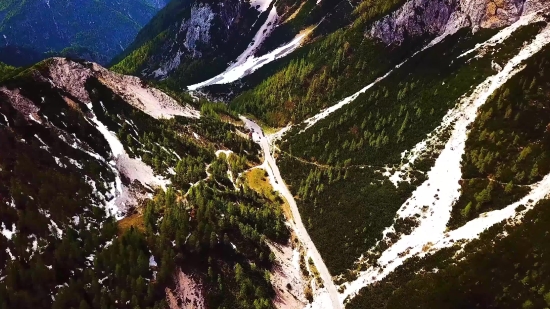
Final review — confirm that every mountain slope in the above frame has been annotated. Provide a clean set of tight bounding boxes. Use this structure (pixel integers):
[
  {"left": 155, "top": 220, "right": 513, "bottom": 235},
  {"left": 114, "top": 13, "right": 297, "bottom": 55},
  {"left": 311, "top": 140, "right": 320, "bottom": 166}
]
[
  {"left": 0, "top": 58, "right": 294, "bottom": 309},
  {"left": 108, "top": 0, "right": 550, "bottom": 307},
  {"left": 4, "top": 0, "right": 550, "bottom": 308},
  {"left": 346, "top": 38, "right": 550, "bottom": 309},
  {"left": 263, "top": 4, "right": 550, "bottom": 308},
  {"left": 111, "top": 0, "right": 274, "bottom": 87},
  {"left": 110, "top": 0, "right": 359, "bottom": 90},
  {"left": 0, "top": 0, "right": 168, "bottom": 65},
  {"left": 229, "top": 0, "right": 549, "bottom": 126}
]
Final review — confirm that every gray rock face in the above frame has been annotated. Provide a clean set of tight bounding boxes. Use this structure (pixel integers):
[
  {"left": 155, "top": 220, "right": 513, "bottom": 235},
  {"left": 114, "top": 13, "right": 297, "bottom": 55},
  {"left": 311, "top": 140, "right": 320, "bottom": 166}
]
[
  {"left": 523, "top": 0, "right": 550, "bottom": 14},
  {"left": 368, "top": 0, "right": 546, "bottom": 45},
  {"left": 369, "top": 0, "right": 460, "bottom": 44},
  {"left": 182, "top": 3, "right": 216, "bottom": 56},
  {"left": 141, "top": 0, "right": 260, "bottom": 79}
]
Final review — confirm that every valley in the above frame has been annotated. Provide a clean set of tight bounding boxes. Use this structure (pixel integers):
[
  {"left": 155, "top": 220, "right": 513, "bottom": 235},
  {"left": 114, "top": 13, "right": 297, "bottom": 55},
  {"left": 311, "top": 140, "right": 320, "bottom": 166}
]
[
  {"left": 242, "top": 117, "right": 341, "bottom": 309},
  {"left": 2, "top": 0, "right": 550, "bottom": 308}
]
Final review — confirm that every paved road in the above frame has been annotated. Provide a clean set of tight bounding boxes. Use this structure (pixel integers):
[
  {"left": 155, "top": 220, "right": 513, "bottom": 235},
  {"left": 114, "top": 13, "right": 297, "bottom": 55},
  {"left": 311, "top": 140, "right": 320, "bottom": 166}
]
[{"left": 241, "top": 117, "right": 341, "bottom": 309}]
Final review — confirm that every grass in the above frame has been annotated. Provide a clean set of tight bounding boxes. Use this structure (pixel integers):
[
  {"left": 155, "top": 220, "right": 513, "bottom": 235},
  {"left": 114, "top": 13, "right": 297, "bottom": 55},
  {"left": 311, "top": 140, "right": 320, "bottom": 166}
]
[
  {"left": 244, "top": 168, "right": 279, "bottom": 202},
  {"left": 117, "top": 213, "right": 146, "bottom": 234}
]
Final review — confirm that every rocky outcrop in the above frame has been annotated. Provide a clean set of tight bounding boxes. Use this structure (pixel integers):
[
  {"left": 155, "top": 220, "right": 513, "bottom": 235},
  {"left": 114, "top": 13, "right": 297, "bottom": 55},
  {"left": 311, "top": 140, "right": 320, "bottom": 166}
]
[
  {"left": 121, "top": 0, "right": 268, "bottom": 81},
  {"left": 166, "top": 269, "right": 205, "bottom": 309},
  {"left": 181, "top": 3, "right": 216, "bottom": 56},
  {"left": 44, "top": 58, "right": 199, "bottom": 119},
  {"left": 524, "top": 0, "right": 550, "bottom": 14},
  {"left": 368, "top": 0, "right": 548, "bottom": 45}
]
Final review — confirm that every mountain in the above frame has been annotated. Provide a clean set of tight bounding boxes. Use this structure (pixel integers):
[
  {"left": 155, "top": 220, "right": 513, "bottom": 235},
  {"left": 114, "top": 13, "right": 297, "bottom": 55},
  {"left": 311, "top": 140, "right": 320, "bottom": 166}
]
[
  {"left": 111, "top": 0, "right": 274, "bottom": 87},
  {"left": 4, "top": 0, "right": 550, "bottom": 308},
  {"left": 0, "top": 0, "right": 169, "bottom": 66},
  {"left": 110, "top": 0, "right": 359, "bottom": 88},
  {"left": 0, "top": 58, "right": 292, "bottom": 309}
]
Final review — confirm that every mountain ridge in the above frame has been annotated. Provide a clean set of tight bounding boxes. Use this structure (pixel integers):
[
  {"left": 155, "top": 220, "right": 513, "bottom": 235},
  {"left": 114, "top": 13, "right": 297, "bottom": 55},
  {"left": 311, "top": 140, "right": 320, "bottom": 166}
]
[{"left": 0, "top": 0, "right": 170, "bottom": 66}]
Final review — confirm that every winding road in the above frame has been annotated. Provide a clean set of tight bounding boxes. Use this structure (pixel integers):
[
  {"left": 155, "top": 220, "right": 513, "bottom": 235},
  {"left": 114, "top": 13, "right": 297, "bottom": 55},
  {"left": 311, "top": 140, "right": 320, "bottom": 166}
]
[{"left": 241, "top": 117, "right": 342, "bottom": 309}]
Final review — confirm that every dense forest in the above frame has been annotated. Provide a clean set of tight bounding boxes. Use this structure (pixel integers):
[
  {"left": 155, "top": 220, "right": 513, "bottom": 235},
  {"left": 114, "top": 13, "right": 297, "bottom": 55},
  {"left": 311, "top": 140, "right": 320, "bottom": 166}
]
[
  {"left": 344, "top": 41, "right": 550, "bottom": 309},
  {"left": 282, "top": 23, "right": 544, "bottom": 167},
  {"left": 278, "top": 155, "right": 416, "bottom": 274},
  {"left": 0, "top": 62, "right": 289, "bottom": 309},
  {"left": 273, "top": 22, "right": 546, "bottom": 276}
]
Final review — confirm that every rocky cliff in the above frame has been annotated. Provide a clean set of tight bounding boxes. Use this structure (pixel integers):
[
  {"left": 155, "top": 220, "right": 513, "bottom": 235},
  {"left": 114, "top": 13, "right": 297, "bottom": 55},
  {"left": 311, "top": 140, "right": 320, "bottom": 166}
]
[
  {"left": 113, "top": 0, "right": 268, "bottom": 84},
  {"left": 369, "top": 0, "right": 549, "bottom": 44}
]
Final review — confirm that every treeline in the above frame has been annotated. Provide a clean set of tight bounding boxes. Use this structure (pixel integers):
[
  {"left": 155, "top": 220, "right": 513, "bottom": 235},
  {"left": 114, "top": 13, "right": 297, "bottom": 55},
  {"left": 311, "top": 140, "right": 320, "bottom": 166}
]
[{"left": 0, "top": 62, "right": 20, "bottom": 82}]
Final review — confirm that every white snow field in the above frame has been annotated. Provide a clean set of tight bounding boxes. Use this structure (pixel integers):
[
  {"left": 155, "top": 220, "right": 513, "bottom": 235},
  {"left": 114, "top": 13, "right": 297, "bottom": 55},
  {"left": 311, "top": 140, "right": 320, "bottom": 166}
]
[
  {"left": 250, "top": 0, "right": 274, "bottom": 12},
  {"left": 188, "top": 22, "right": 314, "bottom": 90}
]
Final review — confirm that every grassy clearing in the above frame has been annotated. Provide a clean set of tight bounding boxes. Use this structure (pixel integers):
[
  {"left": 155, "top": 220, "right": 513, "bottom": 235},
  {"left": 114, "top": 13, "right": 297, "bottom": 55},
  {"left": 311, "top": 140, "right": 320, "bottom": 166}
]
[
  {"left": 118, "top": 213, "right": 146, "bottom": 234},
  {"left": 244, "top": 168, "right": 279, "bottom": 201}
]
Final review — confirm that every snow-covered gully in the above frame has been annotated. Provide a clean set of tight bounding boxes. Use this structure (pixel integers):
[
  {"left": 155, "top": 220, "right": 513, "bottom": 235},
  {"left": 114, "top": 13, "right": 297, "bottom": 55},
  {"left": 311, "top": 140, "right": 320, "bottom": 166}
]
[
  {"left": 84, "top": 102, "right": 169, "bottom": 219},
  {"left": 336, "top": 22, "right": 550, "bottom": 306},
  {"left": 188, "top": 19, "right": 316, "bottom": 90},
  {"left": 458, "top": 10, "right": 546, "bottom": 59},
  {"left": 241, "top": 117, "right": 342, "bottom": 309}
]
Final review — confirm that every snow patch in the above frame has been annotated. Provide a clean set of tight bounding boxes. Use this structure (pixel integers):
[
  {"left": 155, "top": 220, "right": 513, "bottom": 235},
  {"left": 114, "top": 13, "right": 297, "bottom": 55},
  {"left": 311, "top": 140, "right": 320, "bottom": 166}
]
[
  {"left": 85, "top": 102, "right": 169, "bottom": 218},
  {"left": 215, "top": 149, "right": 233, "bottom": 158},
  {"left": 188, "top": 24, "right": 316, "bottom": 90},
  {"left": 458, "top": 10, "right": 546, "bottom": 59},
  {"left": 1, "top": 223, "right": 15, "bottom": 240},
  {"left": 49, "top": 220, "right": 63, "bottom": 239},
  {"left": 149, "top": 255, "right": 158, "bottom": 267},
  {"left": 53, "top": 156, "right": 66, "bottom": 168},
  {"left": 0, "top": 113, "right": 8, "bottom": 126},
  {"left": 232, "top": 7, "right": 279, "bottom": 69},
  {"left": 249, "top": 0, "right": 273, "bottom": 12},
  {"left": 28, "top": 113, "right": 42, "bottom": 124},
  {"left": 34, "top": 134, "right": 49, "bottom": 150}
]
